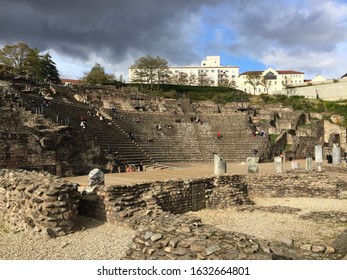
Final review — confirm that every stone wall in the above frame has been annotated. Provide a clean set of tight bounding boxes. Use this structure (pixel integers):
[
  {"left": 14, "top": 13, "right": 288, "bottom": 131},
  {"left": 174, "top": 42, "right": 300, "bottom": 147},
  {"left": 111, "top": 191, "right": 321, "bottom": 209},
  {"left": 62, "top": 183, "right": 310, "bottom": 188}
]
[
  {"left": 246, "top": 172, "right": 347, "bottom": 198},
  {"left": 0, "top": 169, "right": 80, "bottom": 237},
  {"left": 79, "top": 175, "right": 253, "bottom": 224},
  {"left": 324, "top": 120, "right": 347, "bottom": 151},
  {"left": 275, "top": 78, "right": 347, "bottom": 101},
  {"left": 79, "top": 173, "right": 347, "bottom": 226}
]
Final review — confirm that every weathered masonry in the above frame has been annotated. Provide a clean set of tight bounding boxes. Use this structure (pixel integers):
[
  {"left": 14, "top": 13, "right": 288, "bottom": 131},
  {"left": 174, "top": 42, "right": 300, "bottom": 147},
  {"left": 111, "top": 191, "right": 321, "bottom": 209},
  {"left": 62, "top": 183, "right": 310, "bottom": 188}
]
[
  {"left": 0, "top": 169, "right": 79, "bottom": 237},
  {"left": 1, "top": 170, "right": 346, "bottom": 260},
  {"left": 79, "top": 175, "right": 252, "bottom": 222}
]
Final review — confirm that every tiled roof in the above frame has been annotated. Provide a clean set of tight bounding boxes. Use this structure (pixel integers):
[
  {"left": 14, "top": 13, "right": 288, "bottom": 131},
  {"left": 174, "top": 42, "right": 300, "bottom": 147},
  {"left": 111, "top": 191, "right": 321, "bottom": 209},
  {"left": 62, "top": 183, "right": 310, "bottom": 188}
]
[
  {"left": 277, "top": 70, "right": 304, "bottom": 74},
  {"left": 240, "top": 70, "right": 304, "bottom": 76},
  {"left": 61, "top": 78, "right": 83, "bottom": 84},
  {"left": 239, "top": 71, "right": 263, "bottom": 75}
]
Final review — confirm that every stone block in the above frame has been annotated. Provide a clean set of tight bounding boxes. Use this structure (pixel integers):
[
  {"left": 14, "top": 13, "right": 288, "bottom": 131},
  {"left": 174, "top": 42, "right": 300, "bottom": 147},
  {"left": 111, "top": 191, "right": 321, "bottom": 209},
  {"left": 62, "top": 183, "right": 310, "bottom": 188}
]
[{"left": 247, "top": 157, "right": 259, "bottom": 174}]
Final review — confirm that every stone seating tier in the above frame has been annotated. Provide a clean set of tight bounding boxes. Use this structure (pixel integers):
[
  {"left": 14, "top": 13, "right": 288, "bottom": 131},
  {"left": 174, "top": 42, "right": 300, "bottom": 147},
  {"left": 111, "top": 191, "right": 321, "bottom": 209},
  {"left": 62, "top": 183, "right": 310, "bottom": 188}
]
[
  {"left": 106, "top": 110, "right": 266, "bottom": 162},
  {"left": 20, "top": 93, "right": 266, "bottom": 165}
]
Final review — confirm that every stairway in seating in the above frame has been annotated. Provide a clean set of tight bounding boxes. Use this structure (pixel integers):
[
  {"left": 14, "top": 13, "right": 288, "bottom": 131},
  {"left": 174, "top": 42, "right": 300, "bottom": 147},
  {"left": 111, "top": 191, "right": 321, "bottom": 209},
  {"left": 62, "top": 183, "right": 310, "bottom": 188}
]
[
  {"left": 180, "top": 97, "right": 195, "bottom": 114},
  {"left": 199, "top": 113, "right": 266, "bottom": 162},
  {"left": 107, "top": 110, "right": 204, "bottom": 163}
]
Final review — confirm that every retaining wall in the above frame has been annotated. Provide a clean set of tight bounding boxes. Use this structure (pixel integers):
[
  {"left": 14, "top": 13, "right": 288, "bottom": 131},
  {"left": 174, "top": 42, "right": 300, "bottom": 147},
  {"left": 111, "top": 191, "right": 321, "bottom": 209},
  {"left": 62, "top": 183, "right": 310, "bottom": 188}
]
[
  {"left": 0, "top": 169, "right": 80, "bottom": 237},
  {"left": 245, "top": 172, "right": 347, "bottom": 198},
  {"left": 79, "top": 175, "right": 252, "bottom": 223}
]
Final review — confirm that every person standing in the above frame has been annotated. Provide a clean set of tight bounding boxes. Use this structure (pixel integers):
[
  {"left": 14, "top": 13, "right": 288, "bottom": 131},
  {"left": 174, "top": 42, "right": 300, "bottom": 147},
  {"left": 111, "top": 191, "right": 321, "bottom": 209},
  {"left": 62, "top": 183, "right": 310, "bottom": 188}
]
[{"left": 139, "top": 161, "right": 144, "bottom": 172}]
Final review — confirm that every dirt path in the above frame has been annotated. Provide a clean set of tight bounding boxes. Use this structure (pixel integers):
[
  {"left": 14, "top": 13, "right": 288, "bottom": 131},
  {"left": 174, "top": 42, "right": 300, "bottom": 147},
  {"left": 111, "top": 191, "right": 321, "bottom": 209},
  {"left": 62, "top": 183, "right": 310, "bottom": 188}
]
[{"left": 65, "top": 159, "right": 308, "bottom": 187}]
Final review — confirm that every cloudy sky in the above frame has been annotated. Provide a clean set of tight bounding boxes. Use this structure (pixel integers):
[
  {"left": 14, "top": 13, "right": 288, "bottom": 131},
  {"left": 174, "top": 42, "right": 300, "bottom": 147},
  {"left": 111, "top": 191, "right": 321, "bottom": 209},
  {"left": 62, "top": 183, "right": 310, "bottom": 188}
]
[{"left": 1, "top": 0, "right": 347, "bottom": 80}]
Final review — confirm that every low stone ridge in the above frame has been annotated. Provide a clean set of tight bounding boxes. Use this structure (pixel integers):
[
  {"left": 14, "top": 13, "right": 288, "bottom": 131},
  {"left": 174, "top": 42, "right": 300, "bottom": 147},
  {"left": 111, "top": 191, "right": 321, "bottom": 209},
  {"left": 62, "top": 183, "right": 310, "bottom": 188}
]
[
  {"left": 324, "top": 165, "right": 347, "bottom": 174},
  {"left": 300, "top": 211, "right": 347, "bottom": 223},
  {"left": 237, "top": 205, "right": 302, "bottom": 214},
  {"left": 122, "top": 209, "right": 343, "bottom": 260},
  {"left": 0, "top": 169, "right": 80, "bottom": 237}
]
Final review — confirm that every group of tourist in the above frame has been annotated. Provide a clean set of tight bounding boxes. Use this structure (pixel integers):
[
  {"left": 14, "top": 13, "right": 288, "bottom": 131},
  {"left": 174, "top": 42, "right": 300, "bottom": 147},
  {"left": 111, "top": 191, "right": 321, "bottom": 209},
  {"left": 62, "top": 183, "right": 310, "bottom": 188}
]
[
  {"left": 252, "top": 130, "right": 267, "bottom": 138},
  {"left": 80, "top": 110, "right": 108, "bottom": 129},
  {"left": 106, "top": 161, "right": 144, "bottom": 173},
  {"left": 190, "top": 116, "right": 203, "bottom": 125}
]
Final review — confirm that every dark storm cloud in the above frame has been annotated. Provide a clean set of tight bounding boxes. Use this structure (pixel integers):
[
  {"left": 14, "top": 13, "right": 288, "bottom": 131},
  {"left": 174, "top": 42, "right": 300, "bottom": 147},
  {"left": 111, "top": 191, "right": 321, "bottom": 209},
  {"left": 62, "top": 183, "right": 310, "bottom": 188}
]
[
  {"left": 202, "top": 0, "right": 347, "bottom": 77},
  {"left": 2, "top": 0, "right": 347, "bottom": 78},
  {"left": 211, "top": 0, "right": 347, "bottom": 56},
  {"left": 0, "top": 0, "right": 221, "bottom": 65}
]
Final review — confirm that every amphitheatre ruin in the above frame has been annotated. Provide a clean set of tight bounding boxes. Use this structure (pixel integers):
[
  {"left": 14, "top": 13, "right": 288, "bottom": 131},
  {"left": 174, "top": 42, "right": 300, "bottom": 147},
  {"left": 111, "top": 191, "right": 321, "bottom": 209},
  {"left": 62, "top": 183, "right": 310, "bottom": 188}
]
[{"left": 0, "top": 74, "right": 346, "bottom": 260}]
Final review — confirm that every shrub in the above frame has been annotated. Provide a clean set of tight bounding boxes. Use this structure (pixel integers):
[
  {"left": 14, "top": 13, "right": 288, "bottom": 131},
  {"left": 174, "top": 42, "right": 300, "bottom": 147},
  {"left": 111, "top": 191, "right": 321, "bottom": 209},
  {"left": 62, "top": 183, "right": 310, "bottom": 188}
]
[{"left": 269, "top": 134, "right": 279, "bottom": 142}]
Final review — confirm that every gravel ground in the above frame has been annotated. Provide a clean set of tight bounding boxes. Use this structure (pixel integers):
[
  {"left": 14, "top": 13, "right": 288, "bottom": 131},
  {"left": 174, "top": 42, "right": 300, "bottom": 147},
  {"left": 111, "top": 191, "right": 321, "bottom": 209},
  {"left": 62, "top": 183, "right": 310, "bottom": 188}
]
[
  {"left": 0, "top": 216, "right": 135, "bottom": 260},
  {"left": 191, "top": 197, "right": 347, "bottom": 245},
  {"left": 1, "top": 198, "right": 345, "bottom": 260}
]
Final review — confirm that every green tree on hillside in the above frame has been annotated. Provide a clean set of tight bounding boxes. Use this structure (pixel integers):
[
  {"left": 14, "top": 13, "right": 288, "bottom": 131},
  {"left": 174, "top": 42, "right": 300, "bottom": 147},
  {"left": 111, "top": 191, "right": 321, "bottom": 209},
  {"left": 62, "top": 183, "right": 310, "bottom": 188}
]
[
  {"left": 130, "top": 55, "right": 168, "bottom": 91},
  {"left": 40, "top": 52, "right": 61, "bottom": 84},
  {"left": 82, "top": 63, "right": 115, "bottom": 85},
  {"left": 25, "top": 50, "right": 61, "bottom": 83},
  {"left": 0, "top": 42, "right": 61, "bottom": 83},
  {"left": 0, "top": 42, "right": 31, "bottom": 75},
  {"left": 25, "top": 48, "right": 42, "bottom": 79}
]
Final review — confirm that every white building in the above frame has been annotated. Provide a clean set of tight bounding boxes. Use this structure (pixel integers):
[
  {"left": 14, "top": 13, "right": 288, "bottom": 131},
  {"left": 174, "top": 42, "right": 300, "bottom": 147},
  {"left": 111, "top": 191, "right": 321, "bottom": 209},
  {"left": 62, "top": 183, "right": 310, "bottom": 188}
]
[
  {"left": 237, "top": 68, "right": 305, "bottom": 95},
  {"left": 128, "top": 56, "right": 239, "bottom": 87},
  {"left": 128, "top": 57, "right": 305, "bottom": 94}
]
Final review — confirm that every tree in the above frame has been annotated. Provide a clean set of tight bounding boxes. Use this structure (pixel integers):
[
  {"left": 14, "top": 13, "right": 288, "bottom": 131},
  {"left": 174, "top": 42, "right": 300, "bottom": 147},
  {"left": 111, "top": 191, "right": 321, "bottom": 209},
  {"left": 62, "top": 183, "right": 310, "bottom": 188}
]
[
  {"left": 188, "top": 73, "right": 197, "bottom": 86},
  {"left": 260, "top": 77, "right": 271, "bottom": 94},
  {"left": 130, "top": 55, "right": 168, "bottom": 91},
  {"left": 82, "top": 63, "right": 115, "bottom": 85},
  {"left": 198, "top": 73, "right": 212, "bottom": 86},
  {"left": 40, "top": 52, "right": 61, "bottom": 84},
  {"left": 245, "top": 72, "right": 262, "bottom": 94},
  {"left": 173, "top": 72, "right": 189, "bottom": 85},
  {"left": 0, "top": 43, "right": 61, "bottom": 83},
  {"left": 0, "top": 42, "right": 31, "bottom": 75},
  {"left": 25, "top": 48, "right": 42, "bottom": 79}
]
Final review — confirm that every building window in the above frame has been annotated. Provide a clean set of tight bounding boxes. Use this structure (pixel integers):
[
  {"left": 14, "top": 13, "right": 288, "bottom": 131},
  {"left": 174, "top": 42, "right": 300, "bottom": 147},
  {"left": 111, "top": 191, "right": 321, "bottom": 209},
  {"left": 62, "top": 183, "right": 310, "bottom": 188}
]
[
  {"left": 211, "top": 70, "right": 215, "bottom": 73},
  {"left": 265, "top": 71, "right": 277, "bottom": 80}
]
